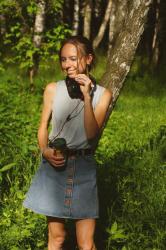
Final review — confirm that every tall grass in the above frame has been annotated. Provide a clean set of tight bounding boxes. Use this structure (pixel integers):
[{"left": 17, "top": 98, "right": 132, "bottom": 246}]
[
  {"left": 95, "top": 59, "right": 166, "bottom": 250},
  {"left": 0, "top": 58, "right": 166, "bottom": 249}
]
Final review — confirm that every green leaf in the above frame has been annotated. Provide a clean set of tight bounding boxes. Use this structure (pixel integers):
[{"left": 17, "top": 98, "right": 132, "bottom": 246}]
[
  {"left": 0, "top": 162, "right": 16, "bottom": 172},
  {"left": 111, "top": 221, "right": 118, "bottom": 233},
  {"left": 112, "top": 232, "right": 127, "bottom": 240}
]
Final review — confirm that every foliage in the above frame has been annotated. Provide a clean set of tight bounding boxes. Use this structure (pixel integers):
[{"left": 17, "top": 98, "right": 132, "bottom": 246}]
[
  {"left": 0, "top": 70, "right": 47, "bottom": 249},
  {"left": 43, "top": 25, "right": 71, "bottom": 62},
  {"left": 97, "top": 125, "right": 166, "bottom": 250},
  {"left": 0, "top": 0, "right": 71, "bottom": 72},
  {"left": 4, "top": 23, "right": 71, "bottom": 69}
]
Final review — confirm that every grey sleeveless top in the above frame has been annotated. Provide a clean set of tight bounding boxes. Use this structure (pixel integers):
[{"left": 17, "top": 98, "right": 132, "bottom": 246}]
[{"left": 49, "top": 80, "right": 105, "bottom": 149}]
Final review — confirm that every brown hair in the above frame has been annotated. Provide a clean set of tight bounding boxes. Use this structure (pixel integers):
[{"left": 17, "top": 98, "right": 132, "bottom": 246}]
[{"left": 59, "top": 35, "right": 95, "bottom": 71}]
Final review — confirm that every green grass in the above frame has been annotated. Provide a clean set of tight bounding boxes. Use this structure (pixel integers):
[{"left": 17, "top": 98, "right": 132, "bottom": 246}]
[
  {"left": 0, "top": 59, "right": 166, "bottom": 249},
  {"left": 95, "top": 69, "right": 166, "bottom": 250}
]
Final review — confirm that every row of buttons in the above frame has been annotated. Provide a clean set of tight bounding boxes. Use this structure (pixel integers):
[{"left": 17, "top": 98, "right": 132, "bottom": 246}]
[{"left": 64, "top": 161, "right": 75, "bottom": 216}]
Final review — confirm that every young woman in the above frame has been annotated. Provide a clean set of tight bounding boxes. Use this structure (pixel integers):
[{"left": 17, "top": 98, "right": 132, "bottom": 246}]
[{"left": 23, "top": 36, "right": 112, "bottom": 250}]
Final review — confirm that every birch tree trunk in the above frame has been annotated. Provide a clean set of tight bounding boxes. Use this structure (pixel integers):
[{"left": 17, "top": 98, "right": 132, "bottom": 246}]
[
  {"left": 72, "top": 0, "right": 79, "bottom": 36},
  {"left": 95, "top": 0, "right": 153, "bottom": 147},
  {"left": 29, "top": 0, "right": 46, "bottom": 84},
  {"left": 33, "top": 0, "right": 46, "bottom": 48},
  {"left": 83, "top": 0, "right": 92, "bottom": 39},
  {"left": 94, "top": 0, "right": 100, "bottom": 18},
  {"left": 108, "top": 0, "right": 128, "bottom": 55},
  {"left": 151, "top": 0, "right": 160, "bottom": 67},
  {"left": 108, "top": 1, "right": 116, "bottom": 55},
  {"left": 93, "top": 0, "right": 113, "bottom": 49}
]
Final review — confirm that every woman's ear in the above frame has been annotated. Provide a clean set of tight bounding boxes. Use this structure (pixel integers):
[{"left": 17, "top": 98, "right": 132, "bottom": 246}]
[{"left": 86, "top": 54, "right": 93, "bottom": 65}]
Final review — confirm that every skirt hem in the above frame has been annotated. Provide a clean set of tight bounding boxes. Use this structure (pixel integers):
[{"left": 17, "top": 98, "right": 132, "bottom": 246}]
[{"left": 23, "top": 202, "right": 99, "bottom": 220}]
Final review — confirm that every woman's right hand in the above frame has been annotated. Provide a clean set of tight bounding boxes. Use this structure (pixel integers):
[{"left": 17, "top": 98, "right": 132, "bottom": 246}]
[{"left": 42, "top": 147, "right": 65, "bottom": 167}]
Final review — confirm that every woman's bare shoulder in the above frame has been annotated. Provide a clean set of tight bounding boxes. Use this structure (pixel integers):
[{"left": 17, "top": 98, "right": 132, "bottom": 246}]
[
  {"left": 44, "top": 82, "right": 57, "bottom": 93},
  {"left": 103, "top": 88, "right": 112, "bottom": 99},
  {"left": 99, "top": 86, "right": 112, "bottom": 102},
  {"left": 96, "top": 87, "right": 112, "bottom": 110},
  {"left": 43, "top": 82, "right": 57, "bottom": 104}
]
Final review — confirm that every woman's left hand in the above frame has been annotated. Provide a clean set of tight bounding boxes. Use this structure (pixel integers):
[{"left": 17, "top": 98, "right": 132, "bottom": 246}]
[{"left": 75, "top": 74, "right": 92, "bottom": 98}]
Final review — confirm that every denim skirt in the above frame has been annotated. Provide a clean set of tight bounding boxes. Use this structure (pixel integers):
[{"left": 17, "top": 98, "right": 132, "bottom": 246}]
[{"left": 23, "top": 155, "right": 99, "bottom": 219}]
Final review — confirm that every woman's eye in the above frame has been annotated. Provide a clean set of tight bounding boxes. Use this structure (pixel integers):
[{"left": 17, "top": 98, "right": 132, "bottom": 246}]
[
  {"left": 71, "top": 57, "right": 77, "bottom": 61},
  {"left": 61, "top": 58, "right": 66, "bottom": 62},
  {"left": 60, "top": 57, "right": 77, "bottom": 62}
]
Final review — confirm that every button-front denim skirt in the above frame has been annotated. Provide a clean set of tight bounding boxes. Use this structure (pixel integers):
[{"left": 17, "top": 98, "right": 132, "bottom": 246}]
[{"left": 23, "top": 155, "right": 99, "bottom": 219}]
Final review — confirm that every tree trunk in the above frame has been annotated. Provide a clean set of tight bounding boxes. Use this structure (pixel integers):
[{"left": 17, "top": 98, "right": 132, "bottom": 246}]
[
  {"left": 94, "top": 0, "right": 100, "bottom": 18},
  {"left": 151, "top": 0, "right": 160, "bottom": 67},
  {"left": 83, "top": 0, "right": 92, "bottom": 39},
  {"left": 114, "top": 0, "right": 128, "bottom": 37},
  {"left": 108, "top": 0, "right": 128, "bottom": 55},
  {"left": 95, "top": 0, "right": 153, "bottom": 147},
  {"left": 72, "top": 0, "right": 80, "bottom": 36},
  {"left": 33, "top": 0, "right": 46, "bottom": 48},
  {"left": 29, "top": 0, "right": 46, "bottom": 84},
  {"left": 93, "top": 0, "right": 113, "bottom": 49},
  {"left": 0, "top": 14, "right": 6, "bottom": 35},
  {"left": 108, "top": 1, "right": 116, "bottom": 55}
]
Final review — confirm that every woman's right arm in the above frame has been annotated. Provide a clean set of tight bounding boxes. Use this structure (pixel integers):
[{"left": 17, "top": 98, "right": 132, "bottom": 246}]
[
  {"left": 38, "top": 83, "right": 55, "bottom": 153},
  {"left": 38, "top": 83, "right": 65, "bottom": 167}
]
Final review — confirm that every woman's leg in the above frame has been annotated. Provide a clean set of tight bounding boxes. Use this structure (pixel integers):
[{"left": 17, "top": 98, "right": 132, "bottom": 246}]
[
  {"left": 47, "top": 217, "right": 66, "bottom": 250},
  {"left": 76, "top": 219, "right": 96, "bottom": 250}
]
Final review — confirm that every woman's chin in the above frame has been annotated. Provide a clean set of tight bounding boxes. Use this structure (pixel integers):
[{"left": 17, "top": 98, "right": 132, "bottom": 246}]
[{"left": 67, "top": 73, "right": 76, "bottom": 79}]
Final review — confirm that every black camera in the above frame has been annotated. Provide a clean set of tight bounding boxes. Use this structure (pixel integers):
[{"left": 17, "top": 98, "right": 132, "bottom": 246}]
[
  {"left": 48, "top": 138, "right": 68, "bottom": 166},
  {"left": 48, "top": 138, "right": 67, "bottom": 150},
  {"left": 66, "top": 75, "right": 96, "bottom": 99}
]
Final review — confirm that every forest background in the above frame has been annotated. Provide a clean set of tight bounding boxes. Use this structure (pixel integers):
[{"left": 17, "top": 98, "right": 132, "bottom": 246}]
[{"left": 0, "top": 0, "right": 166, "bottom": 249}]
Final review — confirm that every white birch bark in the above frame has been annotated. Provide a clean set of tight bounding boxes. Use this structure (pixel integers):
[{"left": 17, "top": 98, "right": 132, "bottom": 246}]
[
  {"left": 108, "top": 1, "right": 116, "bottom": 54},
  {"left": 108, "top": 0, "right": 128, "bottom": 55},
  {"left": 94, "top": 0, "right": 100, "bottom": 18},
  {"left": 83, "top": 0, "right": 92, "bottom": 39},
  {"left": 72, "top": 0, "right": 79, "bottom": 36},
  {"left": 33, "top": 0, "right": 46, "bottom": 48},
  {"left": 29, "top": 0, "right": 46, "bottom": 84},
  {"left": 151, "top": 0, "right": 160, "bottom": 66},
  {"left": 93, "top": 0, "right": 113, "bottom": 49},
  {"left": 114, "top": 0, "right": 128, "bottom": 37}
]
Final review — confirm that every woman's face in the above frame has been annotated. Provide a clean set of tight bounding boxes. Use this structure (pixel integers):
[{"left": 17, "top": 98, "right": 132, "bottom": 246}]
[{"left": 60, "top": 43, "right": 92, "bottom": 78}]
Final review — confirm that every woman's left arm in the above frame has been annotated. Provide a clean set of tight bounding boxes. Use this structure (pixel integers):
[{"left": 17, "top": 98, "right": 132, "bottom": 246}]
[{"left": 84, "top": 89, "right": 112, "bottom": 139}]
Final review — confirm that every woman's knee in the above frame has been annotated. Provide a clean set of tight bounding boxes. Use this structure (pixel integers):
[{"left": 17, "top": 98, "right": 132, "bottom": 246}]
[
  {"left": 77, "top": 240, "right": 95, "bottom": 250},
  {"left": 49, "top": 236, "right": 65, "bottom": 246},
  {"left": 48, "top": 217, "right": 66, "bottom": 248},
  {"left": 48, "top": 232, "right": 66, "bottom": 249},
  {"left": 48, "top": 232, "right": 65, "bottom": 250},
  {"left": 76, "top": 219, "right": 96, "bottom": 250}
]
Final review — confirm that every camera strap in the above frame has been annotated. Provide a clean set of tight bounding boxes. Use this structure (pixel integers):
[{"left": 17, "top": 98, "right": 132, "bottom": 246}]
[{"left": 49, "top": 100, "right": 84, "bottom": 146}]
